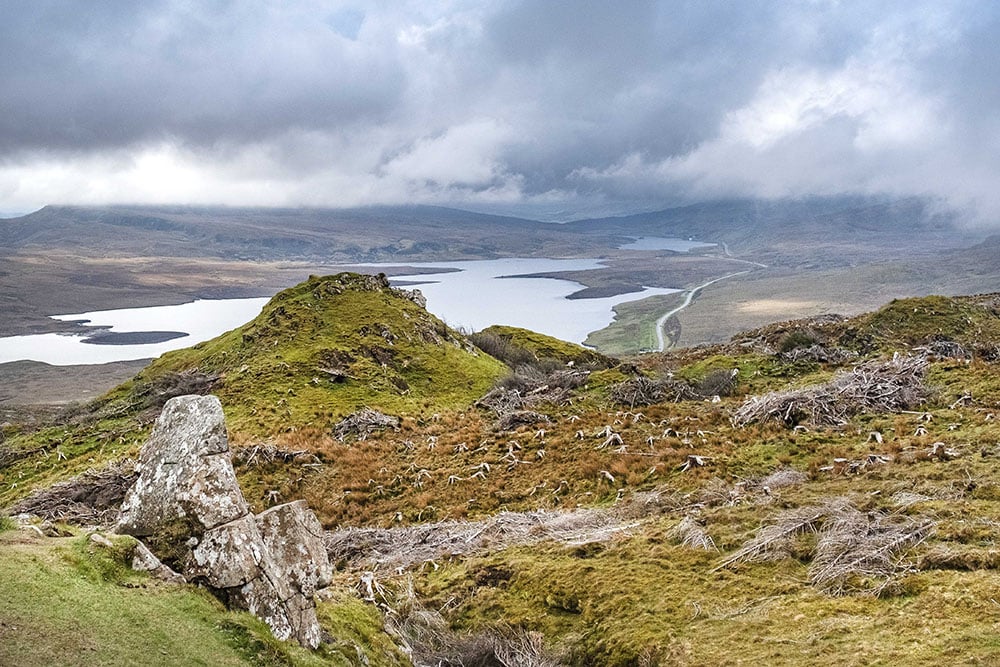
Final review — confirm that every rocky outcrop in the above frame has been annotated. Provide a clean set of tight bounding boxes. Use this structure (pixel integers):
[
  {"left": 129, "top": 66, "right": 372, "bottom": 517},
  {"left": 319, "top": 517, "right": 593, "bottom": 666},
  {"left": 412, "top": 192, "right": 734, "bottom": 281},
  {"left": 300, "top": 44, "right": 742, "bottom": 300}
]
[
  {"left": 116, "top": 395, "right": 246, "bottom": 534},
  {"left": 130, "top": 540, "right": 186, "bottom": 584},
  {"left": 115, "top": 395, "right": 331, "bottom": 648}
]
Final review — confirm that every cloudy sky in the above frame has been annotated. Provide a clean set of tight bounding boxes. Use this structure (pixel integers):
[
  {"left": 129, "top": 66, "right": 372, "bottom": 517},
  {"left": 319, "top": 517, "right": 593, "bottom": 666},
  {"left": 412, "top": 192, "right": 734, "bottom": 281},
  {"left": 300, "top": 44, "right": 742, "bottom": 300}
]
[{"left": 1, "top": 0, "right": 998, "bottom": 220}]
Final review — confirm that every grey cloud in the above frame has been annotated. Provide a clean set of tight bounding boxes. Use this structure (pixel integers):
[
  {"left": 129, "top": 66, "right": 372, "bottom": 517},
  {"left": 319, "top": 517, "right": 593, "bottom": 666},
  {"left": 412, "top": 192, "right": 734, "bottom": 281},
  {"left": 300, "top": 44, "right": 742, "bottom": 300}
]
[
  {"left": 0, "top": 2, "right": 405, "bottom": 154},
  {"left": 1, "top": 1, "right": 999, "bottom": 220}
]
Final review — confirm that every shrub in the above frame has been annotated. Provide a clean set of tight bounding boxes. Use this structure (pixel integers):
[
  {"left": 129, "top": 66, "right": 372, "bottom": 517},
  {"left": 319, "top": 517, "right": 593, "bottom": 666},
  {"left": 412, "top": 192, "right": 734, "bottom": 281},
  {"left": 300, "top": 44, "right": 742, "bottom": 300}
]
[
  {"left": 779, "top": 329, "right": 821, "bottom": 353},
  {"left": 469, "top": 331, "right": 536, "bottom": 367}
]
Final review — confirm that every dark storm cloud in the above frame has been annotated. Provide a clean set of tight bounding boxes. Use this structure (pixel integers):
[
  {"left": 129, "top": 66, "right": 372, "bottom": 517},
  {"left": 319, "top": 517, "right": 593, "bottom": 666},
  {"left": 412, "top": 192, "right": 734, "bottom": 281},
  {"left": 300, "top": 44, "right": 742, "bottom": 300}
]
[
  {"left": 0, "top": 1, "right": 405, "bottom": 153},
  {"left": 1, "top": 0, "right": 999, "bottom": 220}
]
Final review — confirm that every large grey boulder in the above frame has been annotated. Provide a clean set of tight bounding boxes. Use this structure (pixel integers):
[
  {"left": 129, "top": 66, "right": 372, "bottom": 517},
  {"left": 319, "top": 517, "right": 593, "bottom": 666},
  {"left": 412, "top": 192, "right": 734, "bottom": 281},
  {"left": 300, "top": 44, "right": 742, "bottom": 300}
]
[
  {"left": 116, "top": 395, "right": 247, "bottom": 535},
  {"left": 115, "top": 394, "right": 332, "bottom": 649},
  {"left": 257, "top": 501, "right": 334, "bottom": 597}
]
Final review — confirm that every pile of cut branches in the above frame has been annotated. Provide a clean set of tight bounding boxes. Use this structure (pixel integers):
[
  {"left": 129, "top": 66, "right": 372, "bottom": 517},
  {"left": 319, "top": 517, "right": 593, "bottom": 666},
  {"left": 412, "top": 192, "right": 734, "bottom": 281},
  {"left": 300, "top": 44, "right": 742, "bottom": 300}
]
[
  {"left": 331, "top": 408, "right": 399, "bottom": 442},
  {"left": 809, "top": 507, "right": 933, "bottom": 595},
  {"left": 9, "top": 459, "right": 137, "bottom": 525},
  {"left": 232, "top": 442, "right": 311, "bottom": 467},
  {"left": 326, "top": 507, "right": 636, "bottom": 573},
  {"left": 496, "top": 410, "right": 550, "bottom": 431},
  {"left": 368, "top": 579, "right": 561, "bottom": 667},
  {"left": 732, "top": 354, "right": 929, "bottom": 427},
  {"left": 476, "top": 386, "right": 526, "bottom": 419},
  {"left": 716, "top": 498, "right": 933, "bottom": 595},
  {"left": 609, "top": 376, "right": 698, "bottom": 408},
  {"left": 477, "top": 372, "right": 578, "bottom": 428}
]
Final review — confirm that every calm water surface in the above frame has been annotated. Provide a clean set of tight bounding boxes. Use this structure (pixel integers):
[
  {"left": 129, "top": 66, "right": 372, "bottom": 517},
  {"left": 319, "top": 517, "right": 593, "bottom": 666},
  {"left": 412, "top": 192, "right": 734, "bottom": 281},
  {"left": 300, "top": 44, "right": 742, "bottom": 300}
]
[
  {"left": 1, "top": 251, "right": 701, "bottom": 366},
  {"left": 381, "top": 257, "right": 678, "bottom": 343},
  {"left": 0, "top": 298, "right": 269, "bottom": 366}
]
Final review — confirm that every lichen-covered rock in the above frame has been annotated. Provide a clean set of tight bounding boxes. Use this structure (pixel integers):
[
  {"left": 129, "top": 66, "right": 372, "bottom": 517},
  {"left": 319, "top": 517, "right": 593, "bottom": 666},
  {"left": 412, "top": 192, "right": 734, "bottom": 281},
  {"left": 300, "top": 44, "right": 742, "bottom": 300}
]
[
  {"left": 186, "top": 515, "right": 265, "bottom": 589},
  {"left": 257, "top": 500, "right": 334, "bottom": 596},
  {"left": 131, "top": 540, "right": 186, "bottom": 584},
  {"left": 115, "top": 395, "right": 247, "bottom": 535},
  {"left": 230, "top": 578, "right": 298, "bottom": 645},
  {"left": 113, "top": 394, "right": 332, "bottom": 649}
]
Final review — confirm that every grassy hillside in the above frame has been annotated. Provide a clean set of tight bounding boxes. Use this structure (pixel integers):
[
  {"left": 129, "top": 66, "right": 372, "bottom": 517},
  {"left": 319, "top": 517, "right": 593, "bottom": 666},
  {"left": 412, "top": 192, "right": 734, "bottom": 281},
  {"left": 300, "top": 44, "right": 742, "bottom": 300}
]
[
  {"left": 0, "top": 528, "right": 406, "bottom": 666},
  {"left": 0, "top": 272, "right": 505, "bottom": 511},
  {"left": 7, "top": 290, "right": 1000, "bottom": 664},
  {"left": 135, "top": 272, "right": 506, "bottom": 434}
]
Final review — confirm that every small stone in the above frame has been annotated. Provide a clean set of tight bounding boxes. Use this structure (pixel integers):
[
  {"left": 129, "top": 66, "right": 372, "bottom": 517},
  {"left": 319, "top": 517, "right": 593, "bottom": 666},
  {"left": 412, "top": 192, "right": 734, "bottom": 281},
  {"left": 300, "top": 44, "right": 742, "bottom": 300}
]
[
  {"left": 131, "top": 540, "right": 186, "bottom": 584},
  {"left": 89, "top": 533, "right": 115, "bottom": 549}
]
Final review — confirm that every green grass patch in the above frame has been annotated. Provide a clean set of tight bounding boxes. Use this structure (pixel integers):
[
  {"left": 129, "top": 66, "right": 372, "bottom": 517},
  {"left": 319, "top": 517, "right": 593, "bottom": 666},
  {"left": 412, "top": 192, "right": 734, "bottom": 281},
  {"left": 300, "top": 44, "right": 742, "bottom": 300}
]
[
  {"left": 0, "top": 533, "right": 253, "bottom": 666},
  {"left": 584, "top": 293, "right": 686, "bottom": 356},
  {"left": 416, "top": 519, "right": 1000, "bottom": 666},
  {"left": 0, "top": 531, "right": 404, "bottom": 666}
]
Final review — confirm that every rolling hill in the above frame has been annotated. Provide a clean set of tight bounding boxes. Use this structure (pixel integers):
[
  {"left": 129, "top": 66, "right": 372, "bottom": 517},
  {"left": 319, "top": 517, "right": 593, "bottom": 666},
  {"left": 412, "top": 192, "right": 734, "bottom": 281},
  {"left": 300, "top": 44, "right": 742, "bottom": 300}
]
[{"left": 5, "top": 276, "right": 1000, "bottom": 664}]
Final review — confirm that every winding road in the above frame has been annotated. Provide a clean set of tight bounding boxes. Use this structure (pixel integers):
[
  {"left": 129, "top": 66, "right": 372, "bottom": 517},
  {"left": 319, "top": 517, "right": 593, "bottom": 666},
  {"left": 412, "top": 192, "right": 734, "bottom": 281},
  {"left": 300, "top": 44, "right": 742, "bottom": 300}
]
[{"left": 655, "top": 271, "right": 752, "bottom": 351}]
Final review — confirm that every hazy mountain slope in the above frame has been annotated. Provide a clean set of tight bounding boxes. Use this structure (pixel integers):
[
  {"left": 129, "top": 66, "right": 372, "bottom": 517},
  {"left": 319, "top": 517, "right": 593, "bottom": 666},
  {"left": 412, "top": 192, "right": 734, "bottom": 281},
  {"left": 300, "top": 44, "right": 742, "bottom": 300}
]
[
  {"left": 0, "top": 204, "right": 617, "bottom": 261},
  {"left": 567, "top": 196, "right": 978, "bottom": 266}
]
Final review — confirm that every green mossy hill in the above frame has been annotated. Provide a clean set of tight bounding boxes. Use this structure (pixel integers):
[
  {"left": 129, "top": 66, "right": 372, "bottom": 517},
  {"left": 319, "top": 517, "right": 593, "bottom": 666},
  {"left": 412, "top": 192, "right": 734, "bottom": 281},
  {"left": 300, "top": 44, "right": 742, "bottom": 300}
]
[
  {"left": 473, "top": 324, "right": 616, "bottom": 368},
  {"left": 0, "top": 273, "right": 505, "bottom": 507},
  {"left": 131, "top": 273, "right": 506, "bottom": 434},
  {"left": 856, "top": 293, "right": 1000, "bottom": 352},
  {"left": 725, "top": 293, "right": 1000, "bottom": 359}
]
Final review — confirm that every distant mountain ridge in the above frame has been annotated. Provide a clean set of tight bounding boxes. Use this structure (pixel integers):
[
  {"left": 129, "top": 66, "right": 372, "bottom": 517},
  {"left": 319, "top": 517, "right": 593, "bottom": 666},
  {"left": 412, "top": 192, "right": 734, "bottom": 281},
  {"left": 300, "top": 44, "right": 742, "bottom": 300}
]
[
  {"left": 0, "top": 204, "right": 610, "bottom": 262},
  {"left": 0, "top": 196, "right": 975, "bottom": 264}
]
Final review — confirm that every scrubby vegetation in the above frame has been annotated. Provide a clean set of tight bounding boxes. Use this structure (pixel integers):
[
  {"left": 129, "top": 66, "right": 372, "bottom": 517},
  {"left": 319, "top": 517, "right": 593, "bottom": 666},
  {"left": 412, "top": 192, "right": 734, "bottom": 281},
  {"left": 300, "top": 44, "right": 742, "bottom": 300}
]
[{"left": 7, "top": 285, "right": 1000, "bottom": 665}]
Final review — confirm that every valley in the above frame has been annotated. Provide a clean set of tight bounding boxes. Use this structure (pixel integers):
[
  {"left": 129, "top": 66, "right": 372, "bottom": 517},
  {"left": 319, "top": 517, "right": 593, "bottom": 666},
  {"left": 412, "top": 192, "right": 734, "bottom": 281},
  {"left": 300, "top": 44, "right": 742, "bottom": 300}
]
[{"left": 3, "top": 197, "right": 997, "bottom": 407}]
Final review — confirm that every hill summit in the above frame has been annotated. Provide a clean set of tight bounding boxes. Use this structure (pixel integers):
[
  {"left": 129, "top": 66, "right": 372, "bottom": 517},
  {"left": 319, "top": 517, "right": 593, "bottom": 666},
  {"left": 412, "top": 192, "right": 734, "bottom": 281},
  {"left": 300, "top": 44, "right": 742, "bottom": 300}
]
[{"left": 126, "top": 272, "right": 506, "bottom": 435}]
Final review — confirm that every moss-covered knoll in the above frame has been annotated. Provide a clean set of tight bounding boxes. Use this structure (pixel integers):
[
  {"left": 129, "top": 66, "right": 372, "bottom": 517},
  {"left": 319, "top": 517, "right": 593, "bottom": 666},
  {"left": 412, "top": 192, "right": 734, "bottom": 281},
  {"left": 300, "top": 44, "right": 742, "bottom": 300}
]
[
  {"left": 854, "top": 293, "right": 1000, "bottom": 350},
  {"left": 726, "top": 293, "right": 1000, "bottom": 357},
  {"left": 139, "top": 273, "right": 505, "bottom": 434},
  {"left": 476, "top": 324, "right": 616, "bottom": 367}
]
